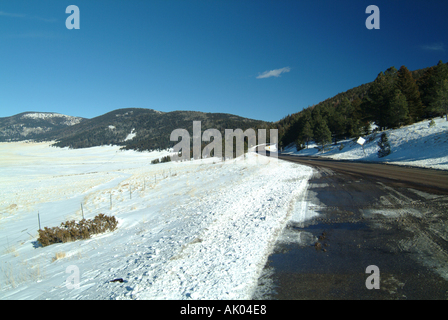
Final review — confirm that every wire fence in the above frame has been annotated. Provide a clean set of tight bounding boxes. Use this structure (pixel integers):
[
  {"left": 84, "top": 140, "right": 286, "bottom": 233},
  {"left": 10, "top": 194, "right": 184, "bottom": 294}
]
[
  {"left": 1, "top": 155, "right": 255, "bottom": 251},
  {"left": 1, "top": 169, "right": 180, "bottom": 251},
  {"left": 36, "top": 171, "right": 177, "bottom": 226}
]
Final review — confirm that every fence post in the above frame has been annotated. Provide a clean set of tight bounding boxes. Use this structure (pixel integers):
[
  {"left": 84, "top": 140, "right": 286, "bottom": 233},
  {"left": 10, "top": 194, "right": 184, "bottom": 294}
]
[
  {"left": 110, "top": 193, "right": 112, "bottom": 210},
  {"left": 81, "top": 203, "right": 84, "bottom": 219},
  {"left": 38, "top": 211, "right": 41, "bottom": 230}
]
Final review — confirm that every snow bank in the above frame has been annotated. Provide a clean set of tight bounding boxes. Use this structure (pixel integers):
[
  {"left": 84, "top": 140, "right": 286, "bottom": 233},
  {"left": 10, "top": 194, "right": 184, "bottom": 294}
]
[
  {"left": 0, "top": 142, "right": 312, "bottom": 300},
  {"left": 283, "top": 118, "right": 448, "bottom": 170}
]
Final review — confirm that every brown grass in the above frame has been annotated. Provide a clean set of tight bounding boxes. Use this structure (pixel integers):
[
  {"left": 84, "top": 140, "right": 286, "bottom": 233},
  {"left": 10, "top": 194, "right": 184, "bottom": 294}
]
[{"left": 52, "top": 252, "right": 66, "bottom": 262}]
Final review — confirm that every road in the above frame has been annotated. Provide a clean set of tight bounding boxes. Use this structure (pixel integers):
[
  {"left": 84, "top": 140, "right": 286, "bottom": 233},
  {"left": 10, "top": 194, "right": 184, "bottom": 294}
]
[{"left": 254, "top": 154, "right": 448, "bottom": 299}]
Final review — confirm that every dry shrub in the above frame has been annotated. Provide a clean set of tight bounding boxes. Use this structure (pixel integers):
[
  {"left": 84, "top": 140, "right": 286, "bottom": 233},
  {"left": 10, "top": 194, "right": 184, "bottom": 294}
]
[
  {"left": 37, "top": 214, "right": 118, "bottom": 247},
  {"left": 52, "top": 252, "right": 66, "bottom": 262}
]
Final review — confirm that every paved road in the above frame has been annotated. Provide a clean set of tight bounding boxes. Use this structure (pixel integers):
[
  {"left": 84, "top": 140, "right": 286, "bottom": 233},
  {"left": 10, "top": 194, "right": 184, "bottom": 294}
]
[
  {"left": 279, "top": 155, "right": 448, "bottom": 194},
  {"left": 254, "top": 154, "right": 448, "bottom": 300}
]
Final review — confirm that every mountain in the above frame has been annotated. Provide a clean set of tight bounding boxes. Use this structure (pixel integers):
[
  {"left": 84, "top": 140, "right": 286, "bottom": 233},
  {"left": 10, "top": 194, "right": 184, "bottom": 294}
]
[
  {"left": 0, "top": 112, "right": 86, "bottom": 142},
  {"left": 0, "top": 108, "right": 272, "bottom": 151}
]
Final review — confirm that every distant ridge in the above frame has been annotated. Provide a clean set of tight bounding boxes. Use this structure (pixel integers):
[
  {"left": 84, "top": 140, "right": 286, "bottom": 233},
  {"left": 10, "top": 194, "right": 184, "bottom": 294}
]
[
  {"left": 0, "top": 108, "right": 271, "bottom": 151},
  {"left": 0, "top": 111, "right": 86, "bottom": 142}
]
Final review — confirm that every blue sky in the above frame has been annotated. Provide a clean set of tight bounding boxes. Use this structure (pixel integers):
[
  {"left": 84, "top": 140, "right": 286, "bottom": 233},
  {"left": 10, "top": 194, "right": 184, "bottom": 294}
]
[{"left": 1, "top": 0, "right": 447, "bottom": 122}]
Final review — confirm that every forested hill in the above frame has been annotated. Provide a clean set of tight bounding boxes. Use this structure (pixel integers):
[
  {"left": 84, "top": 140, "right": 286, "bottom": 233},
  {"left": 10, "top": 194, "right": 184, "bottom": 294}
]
[
  {"left": 276, "top": 61, "right": 448, "bottom": 150},
  {"left": 51, "top": 108, "right": 271, "bottom": 151},
  {"left": 0, "top": 112, "right": 86, "bottom": 142}
]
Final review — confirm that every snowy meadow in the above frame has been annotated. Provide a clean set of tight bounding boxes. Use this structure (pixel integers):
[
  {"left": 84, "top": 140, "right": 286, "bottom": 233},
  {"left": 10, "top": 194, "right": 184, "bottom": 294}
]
[{"left": 0, "top": 142, "right": 313, "bottom": 299}]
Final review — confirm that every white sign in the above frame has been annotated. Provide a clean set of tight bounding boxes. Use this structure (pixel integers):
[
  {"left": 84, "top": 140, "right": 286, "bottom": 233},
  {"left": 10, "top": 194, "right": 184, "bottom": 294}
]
[{"left": 357, "top": 137, "right": 366, "bottom": 146}]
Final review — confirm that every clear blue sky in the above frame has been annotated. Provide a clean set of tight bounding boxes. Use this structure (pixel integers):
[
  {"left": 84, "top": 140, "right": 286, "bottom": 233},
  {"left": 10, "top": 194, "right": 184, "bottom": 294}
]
[{"left": 1, "top": 0, "right": 447, "bottom": 122}]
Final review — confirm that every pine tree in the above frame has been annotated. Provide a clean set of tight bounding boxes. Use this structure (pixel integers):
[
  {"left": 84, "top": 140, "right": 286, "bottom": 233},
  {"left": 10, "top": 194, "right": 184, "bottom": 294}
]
[
  {"left": 347, "top": 118, "right": 362, "bottom": 137},
  {"left": 314, "top": 119, "right": 332, "bottom": 152},
  {"left": 366, "top": 67, "right": 397, "bottom": 130},
  {"left": 431, "top": 79, "right": 448, "bottom": 121},
  {"left": 333, "top": 98, "right": 350, "bottom": 141},
  {"left": 418, "top": 66, "right": 435, "bottom": 116},
  {"left": 302, "top": 120, "right": 313, "bottom": 148},
  {"left": 420, "top": 61, "right": 448, "bottom": 118},
  {"left": 388, "top": 89, "right": 409, "bottom": 128},
  {"left": 395, "top": 66, "right": 423, "bottom": 122},
  {"left": 377, "top": 132, "right": 391, "bottom": 158}
]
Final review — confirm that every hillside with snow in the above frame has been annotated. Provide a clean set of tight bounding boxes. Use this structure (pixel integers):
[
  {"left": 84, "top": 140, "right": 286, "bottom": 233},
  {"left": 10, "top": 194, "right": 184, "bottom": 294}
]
[
  {"left": 0, "top": 112, "right": 86, "bottom": 142},
  {"left": 282, "top": 117, "right": 448, "bottom": 171},
  {"left": 0, "top": 142, "right": 313, "bottom": 299}
]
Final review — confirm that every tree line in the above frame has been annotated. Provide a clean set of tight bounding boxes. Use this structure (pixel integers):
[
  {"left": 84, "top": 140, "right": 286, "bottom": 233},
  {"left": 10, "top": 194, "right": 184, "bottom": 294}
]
[{"left": 277, "top": 61, "right": 448, "bottom": 151}]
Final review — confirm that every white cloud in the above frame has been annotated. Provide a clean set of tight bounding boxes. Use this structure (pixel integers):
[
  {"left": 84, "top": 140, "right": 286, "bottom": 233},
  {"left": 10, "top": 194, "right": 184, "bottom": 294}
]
[
  {"left": 0, "top": 11, "right": 26, "bottom": 18},
  {"left": 421, "top": 42, "right": 445, "bottom": 52},
  {"left": 256, "top": 67, "right": 291, "bottom": 79},
  {"left": 0, "top": 10, "right": 56, "bottom": 22}
]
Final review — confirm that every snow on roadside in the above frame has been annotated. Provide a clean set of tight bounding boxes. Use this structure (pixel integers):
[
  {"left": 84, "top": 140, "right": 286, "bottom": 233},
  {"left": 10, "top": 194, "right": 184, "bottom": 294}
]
[
  {"left": 0, "top": 142, "right": 313, "bottom": 300},
  {"left": 282, "top": 117, "right": 448, "bottom": 170}
]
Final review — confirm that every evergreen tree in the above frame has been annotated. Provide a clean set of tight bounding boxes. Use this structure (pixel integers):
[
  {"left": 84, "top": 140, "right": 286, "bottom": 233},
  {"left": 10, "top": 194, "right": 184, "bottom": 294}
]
[
  {"left": 419, "top": 61, "right": 448, "bottom": 118},
  {"left": 431, "top": 79, "right": 448, "bottom": 121},
  {"left": 351, "top": 98, "right": 364, "bottom": 121},
  {"left": 302, "top": 120, "right": 313, "bottom": 148},
  {"left": 314, "top": 119, "right": 332, "bottom": 152},
  {"left": 417, "top": 66, "right": 435, "bottom": 116},
  {"left": 395, "top": 66, "right": 423, "bottom": 122},
  {"left": 347, "top": 118, "right": 362, "bottom": 137},
  {"left": 377, "top": 132, "right": 391, "bottom": 158},
  {"left": 388, "top": 89, "right": 409, "bottom": 128},
  {"left": 365, "top": 67, "right": 397, "bottom": 130},
  {"left": 311, "top": 106, "right": 323, "bottom": 125},
  {"left": 333, "top": 98, "right": 350, "bottom": 141}
]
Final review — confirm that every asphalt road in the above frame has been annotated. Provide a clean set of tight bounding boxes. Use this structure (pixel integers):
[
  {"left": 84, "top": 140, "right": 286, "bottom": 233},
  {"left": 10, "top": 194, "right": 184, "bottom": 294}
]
[
  {"left": 279, "top": 155, "right": 448, "bottom": 194},
  {"left": 254, "top": 154, "right": 448, "bottom": 300}
]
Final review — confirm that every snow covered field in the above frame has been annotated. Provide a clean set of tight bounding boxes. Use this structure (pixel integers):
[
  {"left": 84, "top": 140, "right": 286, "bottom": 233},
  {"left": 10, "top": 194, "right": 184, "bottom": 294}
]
[
  {"left": 282, "top": 117, "right": 448, "bottom": 170},
  {"left": 0, "top": 142, "right": 313, "bottom": 299}
]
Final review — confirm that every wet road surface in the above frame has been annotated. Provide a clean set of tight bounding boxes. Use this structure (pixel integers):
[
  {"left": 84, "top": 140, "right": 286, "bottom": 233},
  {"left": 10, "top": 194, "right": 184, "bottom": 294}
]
[{"left": 254, "top": 155, "right": 448, "bottom": 299}]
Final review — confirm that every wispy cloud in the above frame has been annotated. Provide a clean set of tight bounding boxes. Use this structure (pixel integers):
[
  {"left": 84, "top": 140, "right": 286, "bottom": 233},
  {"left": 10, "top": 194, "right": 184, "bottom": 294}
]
[
  {"left": 421, "top": 42, "right": 445, "bottom": 52},
  {"left": 0, "top": 10, "right": 56, "bottom": 23},
  {"left": 256, "top": 67, "right": 291, "bottom": 79},
  {"left": 0, "top": 11, "right": 26, "bottom": 18}
]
